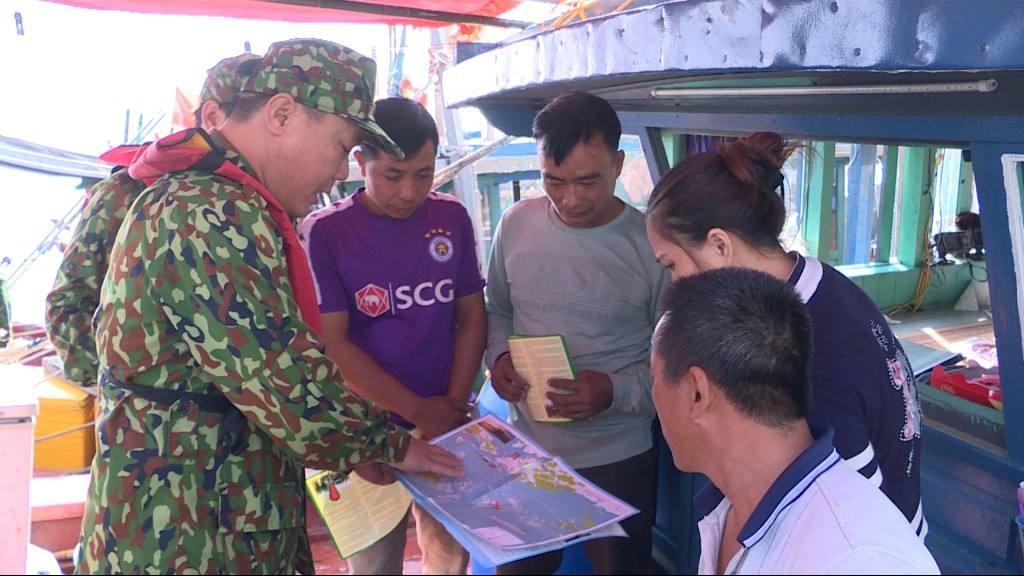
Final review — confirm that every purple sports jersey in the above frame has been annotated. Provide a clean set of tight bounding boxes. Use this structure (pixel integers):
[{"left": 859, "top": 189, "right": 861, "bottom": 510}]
[{"left": 301, "top": 190, "right": 485, "bottom": 427}]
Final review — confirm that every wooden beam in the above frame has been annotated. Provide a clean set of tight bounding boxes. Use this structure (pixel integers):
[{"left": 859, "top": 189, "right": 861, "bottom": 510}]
[
  {"left": 895, "top": 147, "right": 934, "bottom": 267},
  {"left": 876, "top": 146, "right": 900, "bottom": 262},
  {"left": 802, "top": 141, "right": 835, "bottom": 262},
  {"left": 957, "top": 153, "right": 976, "bottom": 214}
]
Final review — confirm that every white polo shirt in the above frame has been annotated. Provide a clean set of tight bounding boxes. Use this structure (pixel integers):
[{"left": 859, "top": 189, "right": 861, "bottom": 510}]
[{"left": 695, "top": 427, "right": 940, "bottom": 575}]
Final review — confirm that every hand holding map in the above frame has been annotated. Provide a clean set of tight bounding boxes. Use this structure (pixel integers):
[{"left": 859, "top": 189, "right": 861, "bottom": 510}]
[{"left": 390, "top": 414, "right": 638, "bottom": 567}]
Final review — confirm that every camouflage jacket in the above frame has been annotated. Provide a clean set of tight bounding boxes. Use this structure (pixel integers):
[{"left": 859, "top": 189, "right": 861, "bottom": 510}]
[
  {"left": 0, "top": 271, "right": 10, "bottom": 347},
  {"left": 46, "top": 167, "right": 145, "bottom": 387},
  {"left": 76, "top": 132, "right": 410, "bottom": 575}
]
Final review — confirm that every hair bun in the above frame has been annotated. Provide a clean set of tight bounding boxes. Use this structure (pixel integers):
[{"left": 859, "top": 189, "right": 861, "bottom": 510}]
[{"left": 753, "top": 162, "right": 784, "bottom": 192}]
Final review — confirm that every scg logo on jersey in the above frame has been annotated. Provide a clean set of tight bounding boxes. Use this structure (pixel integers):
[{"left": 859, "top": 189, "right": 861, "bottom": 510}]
[
  {"left": 355, "top": 284, "right": 390, "bottom": 317},
  {"left": 395, "top": 279, "right": 454, "bottom": 309},
  {"left": 355, "top": 280, "right": 454, "bottom": 317}
]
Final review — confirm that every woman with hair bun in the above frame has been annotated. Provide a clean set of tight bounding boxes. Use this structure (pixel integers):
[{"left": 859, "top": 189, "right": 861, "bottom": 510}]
[{"left": 645, "top": 131, "right": 927, "bottom": 542}]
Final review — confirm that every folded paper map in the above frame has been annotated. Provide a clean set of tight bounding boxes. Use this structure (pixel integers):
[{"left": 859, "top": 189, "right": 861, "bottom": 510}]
[{"left": 391, "top": 414, "right": 637, "bottom": 567}]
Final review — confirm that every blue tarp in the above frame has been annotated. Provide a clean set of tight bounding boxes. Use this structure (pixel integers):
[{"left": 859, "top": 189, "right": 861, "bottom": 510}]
[{"left": 0, "top": 135, "right": 108, "bottom": 180}]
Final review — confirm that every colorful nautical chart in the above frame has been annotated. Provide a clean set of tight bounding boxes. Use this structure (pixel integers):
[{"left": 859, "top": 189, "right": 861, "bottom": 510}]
[{"left": 394, "top": 414, "right": 638, "bottom": 564}]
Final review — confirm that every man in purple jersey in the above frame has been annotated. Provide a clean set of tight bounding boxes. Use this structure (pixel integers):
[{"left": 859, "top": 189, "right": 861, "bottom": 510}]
[{"left": 299, "top": 97, "right": 486, "bottom": 575}]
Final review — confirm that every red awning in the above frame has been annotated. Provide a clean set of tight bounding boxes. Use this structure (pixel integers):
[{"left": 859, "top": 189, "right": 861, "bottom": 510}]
[{"left": 44, "top": 0, "right": 528, "bottom": 27}]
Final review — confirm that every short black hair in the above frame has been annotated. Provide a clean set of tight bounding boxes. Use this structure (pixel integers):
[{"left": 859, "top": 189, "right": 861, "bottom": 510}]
[
  {"left": 360, "top": 97, "right": 439, "bottom": 160},
  {"left": 532, "top": 91, "right": 621, "bottom": 165},
  {"left": 653, "top": 267, "right": 814, "bottom": 427},
  {"left": 228, "top": 92, "right": 273, "bottom": 122}
]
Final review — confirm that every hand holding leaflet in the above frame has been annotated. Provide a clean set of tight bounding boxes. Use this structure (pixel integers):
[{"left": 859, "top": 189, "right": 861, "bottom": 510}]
[{"left": 507, "top": 334, "right": 576, "bottom": 423}]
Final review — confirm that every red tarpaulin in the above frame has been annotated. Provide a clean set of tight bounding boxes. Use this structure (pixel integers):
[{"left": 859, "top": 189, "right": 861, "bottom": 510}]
[{"left": 43, "top": 0, "right": 527, "bottom": 27}]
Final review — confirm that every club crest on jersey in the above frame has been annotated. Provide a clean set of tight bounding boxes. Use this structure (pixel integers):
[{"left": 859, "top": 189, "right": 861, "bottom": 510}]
[
  {"left": 425, "top": 228, "right": 454, "bottom": 263},
  {"left": 355, "top": 284, "right": 389, "bottom": 317}
]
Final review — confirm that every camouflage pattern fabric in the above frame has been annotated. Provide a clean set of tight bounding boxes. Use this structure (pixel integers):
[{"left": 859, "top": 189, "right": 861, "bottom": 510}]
[
  {"left": 0, "top": 270, "right": 10, "bottom": 347},
  {"left": 47, "top": 53, "right": 257, "bottom": 388},
  {"left": 75, "top": 133, "right": 411, "bottom": 575},
  {"left": 45, "top": 168, "right": 145, "bottom": 386},
  {"left": 200, "top": 52, "right": 260, "bottom": 104},
  {"left": 246, "top": 38, "right": 403, "bottom": 160}
]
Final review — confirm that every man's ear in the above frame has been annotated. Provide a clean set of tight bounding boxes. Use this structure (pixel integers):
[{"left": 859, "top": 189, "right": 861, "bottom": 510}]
[
  {"left": 613, "top": 149, "right": 625, "bottom": 178},
  {"left": 688, "top": 365, "right": 713, "bottom": 419},
  {"left": 353, "top": 149, "right": 368, "bottom": 176},
  {"left": 199, "top": 101, "right": 227, "bottom": 132},
  {"left": 265, "top": 93, "right": 296, "bottom": 135}
]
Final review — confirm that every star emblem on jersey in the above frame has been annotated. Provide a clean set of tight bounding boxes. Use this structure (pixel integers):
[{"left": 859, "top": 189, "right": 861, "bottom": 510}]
[
  {"left": 426, "top": 228, "right": 454, "bottom": 263},
  {"left": 355, "top": 284, "right": 390, "bottom": 317}
]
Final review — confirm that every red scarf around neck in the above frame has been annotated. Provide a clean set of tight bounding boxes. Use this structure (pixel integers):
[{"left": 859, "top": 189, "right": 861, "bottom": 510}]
[
  {"left": 129, "top": 129, "right": 323, "bottom": 336},
  {"left": 99, "top": 143, "right": 149, "bottom": 167}
]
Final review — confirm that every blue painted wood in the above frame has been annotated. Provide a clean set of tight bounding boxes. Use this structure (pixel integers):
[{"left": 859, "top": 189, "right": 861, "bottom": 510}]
[
  {"left": 447, "top": 0, "right": 1024, "bottom": 109},
  {"left": 843, "top": 144, "right": 878, "bottom": 265},
  {"left": 969, "top": 143, "right": 1024, "bottom": 463},
  {"left": 617, "top": 111, "right": 1024, "bottom": 147},
  {"left": 921, "top": 425, "right": 1024, "bottom": 574}
]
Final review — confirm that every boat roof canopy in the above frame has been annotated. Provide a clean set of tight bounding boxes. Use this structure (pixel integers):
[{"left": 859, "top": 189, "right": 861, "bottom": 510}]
[{"left": 445, "top": 0, "right": 1024, "bottom": 137}]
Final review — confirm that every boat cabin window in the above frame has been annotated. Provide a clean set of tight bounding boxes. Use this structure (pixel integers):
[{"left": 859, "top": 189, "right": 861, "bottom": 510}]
[{"left": 655, "top": 131, "right": 1000, "bottom": 450}]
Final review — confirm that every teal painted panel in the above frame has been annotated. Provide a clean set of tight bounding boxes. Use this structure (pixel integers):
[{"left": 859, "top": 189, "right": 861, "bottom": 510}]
[
  {"left": 876, "top": 148, "right": 899, "bottom": 261},
  {"left": 897, "top": 148, "right": 934, "bottom": 267},
  {"left": 875, "top": 271, "right": 899, "bottom": 310},
  {"left": 857, "top": 274, "right": 881, "bottom": 303},
  {"left": 803, "top": 142, "right": 835, "bottom": 261},
  {"left": 892, "top": 272, "right": 920, "bottom": 306},
  {"left": 957, "top": 261, "right": 989, "bottom": 286},
  {"left": 920, "top": 269, "right": 952, "bottom": 309},
  {"left": 844, "top": 264, "right": 987, "bottom": 312},
  {"left": 920, "top": 263, "right": 975, "bottom": 309}
]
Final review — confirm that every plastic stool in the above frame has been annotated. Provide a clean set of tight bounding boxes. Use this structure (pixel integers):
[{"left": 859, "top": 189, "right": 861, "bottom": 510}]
[{"left": 476, "top": 379, "right": 508, "bottom": 420}]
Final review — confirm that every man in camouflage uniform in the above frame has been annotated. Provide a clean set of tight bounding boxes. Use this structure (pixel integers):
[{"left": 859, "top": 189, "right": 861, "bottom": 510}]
[
  {"left": 75, "top": 39, "right": 462, "bottom": 575},
  {"left": 45, "top": 51, "right": 260, "bottom": 388}
]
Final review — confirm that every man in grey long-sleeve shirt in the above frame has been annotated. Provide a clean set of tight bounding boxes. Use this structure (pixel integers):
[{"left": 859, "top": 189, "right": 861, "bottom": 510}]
[{"left": 484, "top": 91, "right": 670, "bottom": 575}]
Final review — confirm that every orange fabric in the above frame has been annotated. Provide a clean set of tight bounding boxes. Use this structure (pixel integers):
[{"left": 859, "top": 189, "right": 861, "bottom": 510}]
[{"left": 172, "top": 87, "right": 200, "bottom": 131}]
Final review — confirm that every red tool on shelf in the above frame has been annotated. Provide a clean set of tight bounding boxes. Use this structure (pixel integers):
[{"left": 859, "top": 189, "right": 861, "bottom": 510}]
[{"left": 929, "top": 365, "right": 1002, "bottom": 410}]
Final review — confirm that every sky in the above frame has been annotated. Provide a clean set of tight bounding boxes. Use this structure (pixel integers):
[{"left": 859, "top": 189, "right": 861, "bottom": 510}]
[
  {"left": 0, "top": 0, "right": 559, "bottom": 325},
  {"left": 2, "top": 1, "right": 413, "bottom": 153}
]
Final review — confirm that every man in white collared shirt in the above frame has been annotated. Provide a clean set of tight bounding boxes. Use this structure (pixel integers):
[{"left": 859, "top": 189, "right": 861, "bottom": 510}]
[{"left": 651, "top": 267, "right": 940, "bottom": 575}]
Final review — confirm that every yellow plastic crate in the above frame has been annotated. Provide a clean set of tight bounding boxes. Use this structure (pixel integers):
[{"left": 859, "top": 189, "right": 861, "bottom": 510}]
[{"left": 0, "top": 364, "right": 97, "bottom": 471}]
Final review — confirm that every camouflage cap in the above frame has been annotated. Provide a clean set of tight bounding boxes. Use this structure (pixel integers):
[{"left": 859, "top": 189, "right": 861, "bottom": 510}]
[
  {"left": 200, "top": 52, "right": 262, "bottom": 104},
  {"left": 245, "top": 38, "right": 403, "bottom": 160}
]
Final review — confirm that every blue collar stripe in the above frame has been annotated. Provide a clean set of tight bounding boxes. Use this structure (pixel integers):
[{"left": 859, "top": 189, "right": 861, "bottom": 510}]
[{"left": 739, "top": 426, "right": 839, "bottom": 547}]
